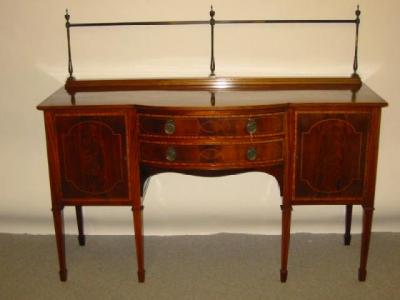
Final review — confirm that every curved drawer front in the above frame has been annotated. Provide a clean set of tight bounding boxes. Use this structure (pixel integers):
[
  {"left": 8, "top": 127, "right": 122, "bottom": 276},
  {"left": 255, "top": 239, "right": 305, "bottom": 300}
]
[
  {"left": 139, "top": 113, "right": 284, "bottom": 138},
  {"left": 140, "top": 139, "right": 284, "bottom": 167}
]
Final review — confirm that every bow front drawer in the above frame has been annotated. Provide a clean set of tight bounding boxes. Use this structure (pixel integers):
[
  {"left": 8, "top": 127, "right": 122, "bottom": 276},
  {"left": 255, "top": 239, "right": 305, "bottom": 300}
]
[
  {"left": 140, "top": 139, "right": 284, "bottom": 167},
  {"left": 139, "top": 113, "right": 285, "bottom": 138}
]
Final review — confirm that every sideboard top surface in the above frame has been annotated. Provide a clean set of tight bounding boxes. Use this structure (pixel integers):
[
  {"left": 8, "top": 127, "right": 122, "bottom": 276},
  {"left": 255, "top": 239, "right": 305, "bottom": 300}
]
[{"left": 37, "top": 78, "right": 387, "bottom": 110}]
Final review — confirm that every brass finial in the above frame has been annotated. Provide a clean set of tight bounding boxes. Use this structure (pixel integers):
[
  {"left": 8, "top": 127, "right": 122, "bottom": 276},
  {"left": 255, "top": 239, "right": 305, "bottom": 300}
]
[
  {"left": 356, "top": 5, "right": 361, "bottom": 17},
  {"left": 65, "top": 9, "right": 70, "bottom": 21},
  {"left": 210, "top": 5, "right": 215, "bottom": 18}
]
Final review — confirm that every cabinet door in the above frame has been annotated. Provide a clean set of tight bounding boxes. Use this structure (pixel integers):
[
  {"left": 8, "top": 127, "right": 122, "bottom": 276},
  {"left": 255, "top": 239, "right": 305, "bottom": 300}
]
[
  {"left": 294, "top": 112, "right": 370, "bottom": 201},
  {"left": 55, "top": 114, "right": 128, "bottom": 199}
]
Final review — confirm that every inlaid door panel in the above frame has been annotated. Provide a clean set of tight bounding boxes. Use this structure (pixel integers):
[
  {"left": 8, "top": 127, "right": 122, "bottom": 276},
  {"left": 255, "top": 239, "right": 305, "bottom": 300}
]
[
  {"left": 294, "top": 112, "right": 370, "bottom": 200},
  {"left": 55, "top": 115, "right": 128, "bottom": 199}
]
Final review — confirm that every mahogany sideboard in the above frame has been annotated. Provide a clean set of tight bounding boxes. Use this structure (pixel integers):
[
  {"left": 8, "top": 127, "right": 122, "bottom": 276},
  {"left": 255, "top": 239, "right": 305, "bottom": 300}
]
[{"left": 37, "top": 77, "right": 387, "bottom": 283}]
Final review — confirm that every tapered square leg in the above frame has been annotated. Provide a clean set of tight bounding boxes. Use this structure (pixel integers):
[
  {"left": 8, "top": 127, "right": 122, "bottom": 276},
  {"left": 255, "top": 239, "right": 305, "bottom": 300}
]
[
  {"left": 358, "top": 206, "right": 374, "bottom": 281},
  {"left": 280, "top": 205, "right": 292, "bottom": 283},
  {"left": 132, "top": 205, "right": 145, "bottom": 283},
  {"left": 344, "top": 205, "right": 353, "bottom": 246},
  {"left": 75, "top": 206, "right": 85, "bottom": 246},
  {"left": 52, "top": 207, "right": 67, "bottom": 282}
]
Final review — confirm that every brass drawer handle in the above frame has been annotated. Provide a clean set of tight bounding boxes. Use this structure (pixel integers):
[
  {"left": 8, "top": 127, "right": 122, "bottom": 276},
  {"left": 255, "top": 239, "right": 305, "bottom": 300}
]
[
  {"left": 164, "top": 119, "right": 176, "bottom": 135},
  {"left": 246, "top": 119, "right": 257, "bottom": 135},
  {"left": 166, "top": 146, "right": 177, "bottom": 161},
  {"left": 247, "top": 146, "right": 257, "bottom": 161}
]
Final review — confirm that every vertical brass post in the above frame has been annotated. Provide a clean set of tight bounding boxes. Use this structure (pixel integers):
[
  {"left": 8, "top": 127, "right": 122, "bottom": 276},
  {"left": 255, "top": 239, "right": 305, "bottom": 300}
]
[
  {"left": 65, "top": 9, "right": 74, "bottom": 80},
  {"left": 352, "top": 5, "right": 361, "bottom": 77},
  {"left": 209, "top": 6, "right": 216, "bottom": 77}
]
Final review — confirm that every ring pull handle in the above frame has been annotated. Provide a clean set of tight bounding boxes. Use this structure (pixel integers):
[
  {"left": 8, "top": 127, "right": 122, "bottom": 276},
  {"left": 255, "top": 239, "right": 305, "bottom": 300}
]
[
  {"left": 164, "top": 119, "right": 176, "bottom": 135},
  {"left": 246, "top": 119, "right": 257, "bottom": 135},
  {"left": 246, "top": 146, "right": 257, "bottom": 161},
  {"left": 166, "top": 146, "right": 177, "bottom": 161}
]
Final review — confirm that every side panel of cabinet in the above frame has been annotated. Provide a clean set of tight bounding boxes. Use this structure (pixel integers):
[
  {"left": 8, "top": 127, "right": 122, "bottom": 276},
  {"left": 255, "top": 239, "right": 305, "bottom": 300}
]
[
  {"left": 293, "top": 111, "right": 371, "bottom": 202},
  {"left": 54, "top": 113, "right": 129, "bottom": 199}
]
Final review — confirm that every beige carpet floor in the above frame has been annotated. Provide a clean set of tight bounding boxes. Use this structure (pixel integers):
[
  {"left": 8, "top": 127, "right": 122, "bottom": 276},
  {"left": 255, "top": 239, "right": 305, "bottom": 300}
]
[{"left": 0, "top": 233, "right": 399, "bottom": 299}]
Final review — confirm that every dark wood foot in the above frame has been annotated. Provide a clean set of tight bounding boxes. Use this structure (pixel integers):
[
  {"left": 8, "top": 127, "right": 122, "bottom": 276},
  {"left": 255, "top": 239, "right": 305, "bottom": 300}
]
[
  {"left": 358, "top": 268, "right": 367, "bottom": 281},
  {"left": 344, "top": 205, "right": 353, "bottom": 246},
  {"left": 75, "top": 206, "right": 85, "bottom": 246},
  {"left": 344, "top": 234, "right": 352, "bottom": 246},
  {"left": 138, "top": 270, "right": 145, "bottom": 283},
  {"left": 59, "top": 269, "right": 68, "bottom": 282},
  {"left": 78, "top": 235, "right": 86, "bottom": 246},
  {"left": 280, "top": 270, "right": 288, "bottom": 282},
  {"left": 280, "top": 205, "right": 292, "bottom": 283}
]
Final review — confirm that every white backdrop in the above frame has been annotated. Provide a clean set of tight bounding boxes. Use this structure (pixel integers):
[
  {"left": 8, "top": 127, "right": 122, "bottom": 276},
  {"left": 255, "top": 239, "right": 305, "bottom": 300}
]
[{"left": 0, "top": 0, "right": 399, "bottom": 235}]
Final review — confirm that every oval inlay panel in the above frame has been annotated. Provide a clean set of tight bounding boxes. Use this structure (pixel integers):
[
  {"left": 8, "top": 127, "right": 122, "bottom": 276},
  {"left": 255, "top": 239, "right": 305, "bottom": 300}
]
[
  {"left": 199, "top": 145, "right": 223, "bottom": 163},
  {"left": 199, "top": 119, "right": 232, "bottom": 135},
  {"left": 300, "top": 119, "right": 362, "bottom": 193},
  {"left": 62, "top": 121, "right": 124, "bottom": 195}
]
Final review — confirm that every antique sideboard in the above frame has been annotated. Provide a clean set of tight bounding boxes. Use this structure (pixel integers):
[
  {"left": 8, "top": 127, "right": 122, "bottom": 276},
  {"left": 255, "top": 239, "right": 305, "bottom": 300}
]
[
  {"left": 37, "top": 76, "right": 387, "bottom": 282},
  {"left": 37, "top": 6, "right": 388, "bottom": 283}
]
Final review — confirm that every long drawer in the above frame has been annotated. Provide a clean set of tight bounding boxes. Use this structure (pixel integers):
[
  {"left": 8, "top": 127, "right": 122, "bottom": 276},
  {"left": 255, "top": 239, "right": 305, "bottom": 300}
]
[
  {"left": 140, "top": 139, "right": 284, "bottom": 167},
  {"left": 139, "top": 113, "right": 285, "bottom": 138}
]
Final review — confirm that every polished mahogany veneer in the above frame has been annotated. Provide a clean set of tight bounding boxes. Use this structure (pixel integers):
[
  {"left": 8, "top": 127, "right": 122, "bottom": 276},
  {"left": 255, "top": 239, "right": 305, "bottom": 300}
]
[
  {"left": 37, "top": 76, "right": 387, "bottom": 283},
  {"left": 55, "top": 114, "right": 128, "bottom": 199},
  {"left": 139, "top": 112, "right": 285, "bottom": 138}
]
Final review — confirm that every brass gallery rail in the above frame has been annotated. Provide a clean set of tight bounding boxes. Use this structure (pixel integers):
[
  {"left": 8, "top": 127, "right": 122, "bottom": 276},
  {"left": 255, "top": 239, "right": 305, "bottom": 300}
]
[{"left": 64, "top": 5, "right": 361, "bottom": 79}]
